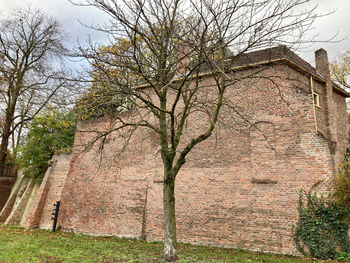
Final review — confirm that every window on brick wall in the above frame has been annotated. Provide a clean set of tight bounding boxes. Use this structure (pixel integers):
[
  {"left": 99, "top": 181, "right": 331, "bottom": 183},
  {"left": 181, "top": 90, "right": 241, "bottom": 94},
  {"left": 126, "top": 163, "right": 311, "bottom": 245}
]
[{"left": 313, "top": 92, "right": 320, "bottom": 107}]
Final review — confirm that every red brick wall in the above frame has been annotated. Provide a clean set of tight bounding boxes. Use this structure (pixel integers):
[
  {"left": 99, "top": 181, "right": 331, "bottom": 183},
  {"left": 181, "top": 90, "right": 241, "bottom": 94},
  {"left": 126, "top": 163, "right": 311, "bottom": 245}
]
[
  {"left": 333, "top": 91, "right": 348, "bottom": 169},
  {"left": 22, "top": 154, "right": 72, "bottom": 229},
  {"left": 314, "top": 79, "right": 328, "bottom": 136},
  {"left": 0, "top": 177, "right": 16, "bottom": 212},
  {"left": 58, "top": 63, "right": 347, "bottom": 255}
]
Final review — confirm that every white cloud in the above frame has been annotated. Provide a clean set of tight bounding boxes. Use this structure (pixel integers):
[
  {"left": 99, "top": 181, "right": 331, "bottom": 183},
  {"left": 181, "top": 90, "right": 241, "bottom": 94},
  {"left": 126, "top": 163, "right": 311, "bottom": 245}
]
[
  {"left": 1, "top": 0, "right": 349, "bottom": 66},
  {"left": 299, "top": 0, "right": 350, "bottom": 64}
]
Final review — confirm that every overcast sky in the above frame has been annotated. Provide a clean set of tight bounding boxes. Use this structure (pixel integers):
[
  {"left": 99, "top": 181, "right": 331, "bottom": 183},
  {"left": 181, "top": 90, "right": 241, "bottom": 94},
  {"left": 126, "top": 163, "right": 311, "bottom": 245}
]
[{"left": 0, "top": 0, "right": 349, "bottom": 68}]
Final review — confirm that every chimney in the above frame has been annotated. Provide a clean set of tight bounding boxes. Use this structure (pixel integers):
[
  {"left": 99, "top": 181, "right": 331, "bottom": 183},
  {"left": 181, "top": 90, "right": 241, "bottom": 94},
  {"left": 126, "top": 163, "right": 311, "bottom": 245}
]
[
  {"left": 315, "top": 48, "right": 331, "bottom": 79},
  {"left": 314, "top": 48, "right": 337, "bottom": 152},
  {"left": 176, "top": 45, "right": 190, "bottom": 73}
]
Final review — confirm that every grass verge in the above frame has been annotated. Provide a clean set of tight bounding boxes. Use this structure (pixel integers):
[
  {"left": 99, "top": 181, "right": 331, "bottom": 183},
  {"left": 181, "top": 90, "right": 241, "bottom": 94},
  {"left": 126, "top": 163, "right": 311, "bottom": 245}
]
[{"left": 0, "top": 224, "right": 339, "bottom": 263}]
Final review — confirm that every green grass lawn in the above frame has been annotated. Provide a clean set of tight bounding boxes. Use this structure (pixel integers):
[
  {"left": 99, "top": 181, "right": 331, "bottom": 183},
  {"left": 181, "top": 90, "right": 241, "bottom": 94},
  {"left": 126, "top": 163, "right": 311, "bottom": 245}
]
[{"left": 0, "top": 224, "right": 339, "bottom": 263}]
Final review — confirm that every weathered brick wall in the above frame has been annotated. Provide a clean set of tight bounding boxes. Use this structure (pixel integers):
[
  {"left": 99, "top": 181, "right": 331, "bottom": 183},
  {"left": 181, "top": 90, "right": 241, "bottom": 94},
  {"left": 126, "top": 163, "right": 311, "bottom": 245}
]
[
  {"left": 333, "top": 91, "right": 349, "bottom": 169},
  {"left": 22, "top": 154, "right": 72, "bottom": 229},
  {"left": 58, "top": 123, "right": 156, "bottom": 237},
  {"left": 0, "top": 177, "right": 17, "bottom": 212},
  {"left": 0, "top": 175, "right": 24, "bottom": 222},
  {"left": 314, "top": 80, "right": 328, "bottom": 136},
  {"left": 0, "top": 164, "right": 17, "bottom": 211},
  {"left": 0, "top": 47, "right": 344, "bottom": 255},
  {"left": 38, "top": 154, "right": 72, "bottom": 229},
  {"left": 57, "top": 61, "right": 347, "bottom": 255},
  {"left": 143, "top": 65, "right": 336, "bottom": 254},
  {"left": 4, "top": 177, "right": 36, "bottom": 225}
]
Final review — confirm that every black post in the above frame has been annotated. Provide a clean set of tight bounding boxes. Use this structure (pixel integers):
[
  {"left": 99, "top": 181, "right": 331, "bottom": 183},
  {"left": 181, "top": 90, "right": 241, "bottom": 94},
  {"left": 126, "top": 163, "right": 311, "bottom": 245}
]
[{"left": 51, "top": 201, "right": 60, "bottom": 232}]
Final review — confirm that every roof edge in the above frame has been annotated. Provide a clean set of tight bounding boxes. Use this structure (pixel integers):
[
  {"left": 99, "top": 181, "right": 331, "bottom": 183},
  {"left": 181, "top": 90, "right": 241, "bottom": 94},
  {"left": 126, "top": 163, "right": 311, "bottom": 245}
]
[
  {"left": 229, "top": 58, "right": 350, "bottom": 97},
  {"left": 134, "top": 48, "right": 350, "bottom": 97}
]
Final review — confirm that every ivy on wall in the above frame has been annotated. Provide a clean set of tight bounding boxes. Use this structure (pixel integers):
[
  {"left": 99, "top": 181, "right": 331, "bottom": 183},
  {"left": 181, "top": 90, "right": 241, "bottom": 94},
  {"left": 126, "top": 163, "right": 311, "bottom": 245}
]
[{"left": 293, "top": 182, "right": 350, "bottom": 259}]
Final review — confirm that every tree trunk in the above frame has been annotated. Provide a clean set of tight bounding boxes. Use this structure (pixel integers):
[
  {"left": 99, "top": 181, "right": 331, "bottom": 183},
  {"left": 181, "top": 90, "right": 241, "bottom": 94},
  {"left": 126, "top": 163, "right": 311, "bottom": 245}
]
[
  {"left": 163, "top": 174, "right": 177, "bottom": 261},
  {"left": 0, "top": 121, "right": 12, "bottom": 177},
  {"left": 0, "top": 98, "right": 17, "bottom": 176}
]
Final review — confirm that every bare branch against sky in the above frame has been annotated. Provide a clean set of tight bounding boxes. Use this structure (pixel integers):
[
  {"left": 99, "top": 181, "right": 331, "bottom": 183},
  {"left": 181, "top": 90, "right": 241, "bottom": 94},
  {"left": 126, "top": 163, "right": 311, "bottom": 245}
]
[{"left": 0, "top": 0, "right": 349, "bottom": 66}]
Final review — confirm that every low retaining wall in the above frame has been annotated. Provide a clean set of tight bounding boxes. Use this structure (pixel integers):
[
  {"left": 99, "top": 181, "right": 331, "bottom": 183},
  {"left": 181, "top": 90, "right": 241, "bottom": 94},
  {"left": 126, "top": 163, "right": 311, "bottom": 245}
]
[
  {"left": 0, "top": 176, "right": 17, "bottom": 212},
  {"left": 23, "top": 153, "right": 72, "bottom": 229},
  {"left": 0, "top": 154, "right": 72, "bottom": 230}
]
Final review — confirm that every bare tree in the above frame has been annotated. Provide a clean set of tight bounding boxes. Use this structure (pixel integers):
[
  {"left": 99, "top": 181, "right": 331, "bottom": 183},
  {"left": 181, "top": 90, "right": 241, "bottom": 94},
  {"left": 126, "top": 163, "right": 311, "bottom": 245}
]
[
  {"left": 0, "top": 7, "right": 70, "bottom": 171},
  {"left": 73, "top": 0, "right": 322, "bottom": 260}
]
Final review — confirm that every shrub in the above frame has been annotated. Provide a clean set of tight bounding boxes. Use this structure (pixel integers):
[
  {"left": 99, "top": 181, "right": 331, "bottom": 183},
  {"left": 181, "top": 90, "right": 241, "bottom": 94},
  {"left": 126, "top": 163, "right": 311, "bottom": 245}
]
[
  {"left": 16, "top": 108, "right": 77, "bottom": 178},
  {"left": 335, "top": 158, "right": 350, "bottom": 222},
  {"left": 293, "top": 182, "right": 350, "bottom": 259},
  {"left": 337, "top": 251, "right": 350, "bottom": 262}
]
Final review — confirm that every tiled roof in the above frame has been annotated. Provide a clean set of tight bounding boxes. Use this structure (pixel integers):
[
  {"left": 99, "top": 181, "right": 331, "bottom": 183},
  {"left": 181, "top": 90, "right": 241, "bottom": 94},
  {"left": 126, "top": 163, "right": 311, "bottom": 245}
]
[
  {"left": 231, "top": 45, "right": 317, "bottom": 76},
  {"left": 229, "top": 45, "right": 349, "bottom": 97}
]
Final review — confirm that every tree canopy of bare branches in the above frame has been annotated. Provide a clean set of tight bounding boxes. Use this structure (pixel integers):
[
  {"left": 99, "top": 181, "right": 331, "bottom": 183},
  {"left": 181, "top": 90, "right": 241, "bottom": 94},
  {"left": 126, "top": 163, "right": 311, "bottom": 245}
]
[
  {"left": 0, "top": 7, "right": 71, "bottom": 172},
  {"left": 74, "top": 0, "right": 322, "bottom": 260}
]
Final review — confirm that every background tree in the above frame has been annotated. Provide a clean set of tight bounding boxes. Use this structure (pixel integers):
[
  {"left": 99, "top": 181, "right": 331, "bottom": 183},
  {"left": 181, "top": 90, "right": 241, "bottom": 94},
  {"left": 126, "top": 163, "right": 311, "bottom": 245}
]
[
  {"left": 16, "top": 107, "right": 77, "bottom": 178},
  {"left": 0, "top": 7, "right": 70, "bottom": 176},
  {"left": 331, "top": 50, "right": 350, "bottom": 90},
  {"left": 75, "top": 41, "right": 136, "bottom": 120},
  {"left": 74, "top": 0, "right": 322, "bottom": 260}
]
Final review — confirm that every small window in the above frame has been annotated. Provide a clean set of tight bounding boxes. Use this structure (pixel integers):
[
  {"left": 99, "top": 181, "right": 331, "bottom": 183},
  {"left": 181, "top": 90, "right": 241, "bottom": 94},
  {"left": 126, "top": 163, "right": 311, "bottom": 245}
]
[{"left": 313, "top": 92, "right": 320, "bottom": 107}]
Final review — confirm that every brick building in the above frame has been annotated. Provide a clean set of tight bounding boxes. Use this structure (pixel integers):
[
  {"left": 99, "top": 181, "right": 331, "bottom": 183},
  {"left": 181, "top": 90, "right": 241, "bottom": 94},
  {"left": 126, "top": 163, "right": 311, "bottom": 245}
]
[{"left": 2, "top": 45, "right": 349, "bottom": 255}]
